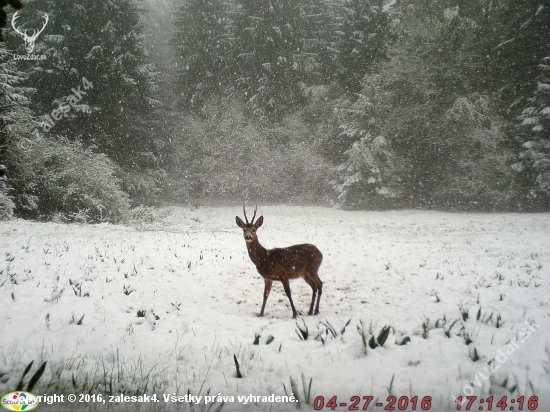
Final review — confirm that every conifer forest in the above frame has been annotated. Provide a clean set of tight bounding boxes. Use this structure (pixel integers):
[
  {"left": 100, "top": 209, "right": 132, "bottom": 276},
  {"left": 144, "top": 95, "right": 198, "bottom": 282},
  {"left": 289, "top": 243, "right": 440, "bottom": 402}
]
[{"left": 1, "top": 0, "right": 549, "bottom": 220}]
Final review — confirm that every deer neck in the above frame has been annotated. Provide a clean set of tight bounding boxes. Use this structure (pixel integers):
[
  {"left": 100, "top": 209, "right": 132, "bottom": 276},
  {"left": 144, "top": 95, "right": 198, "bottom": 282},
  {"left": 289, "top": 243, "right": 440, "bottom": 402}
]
[{"left": 246, "top": 237, "right": 267, "bottom": 267}]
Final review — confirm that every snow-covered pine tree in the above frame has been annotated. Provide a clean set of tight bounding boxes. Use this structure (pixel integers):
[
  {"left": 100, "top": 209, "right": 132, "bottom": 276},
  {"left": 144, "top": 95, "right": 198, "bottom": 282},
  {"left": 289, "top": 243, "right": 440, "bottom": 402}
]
[
  {"left": 333, "top": 0, "right": 392, "bottom": 95},
  {"left": 1, "top": 37, "right": 133, "bottom": 222},
  {"left": 333, "top": 133, "right": 399, "bottom": 209},
  {"left": 232, "top": 0, "right": 328, "bottom": 121},
  {"left": 16, "top": 0, "right": 158, "bottom": 168},
  {"left": 11, "top": 0, "right": 165, "bottom": 203},
  {"left": 0, "top": 41, "right": 34, "bottom": 219},
  {"left": 172, "top": 0, "right": 233, "bottom": 109},
  {"left": 516, "top": 55, "right": 550, "bottom": 209},
  {"left": 332, "top": 0, "right": 518, "bottom": 210},
  {"left": 480, "top": 1, "right": 550, "bottom": 115}
]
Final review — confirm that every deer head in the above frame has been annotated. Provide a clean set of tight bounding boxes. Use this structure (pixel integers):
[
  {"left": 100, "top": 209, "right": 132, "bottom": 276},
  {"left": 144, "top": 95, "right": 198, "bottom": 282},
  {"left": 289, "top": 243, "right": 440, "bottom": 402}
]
[
  {"left": 235, "top": 205, "right": 263, "bottom": 243},
  {"left": 11, "top": 11, "right": 49, "bottom": 54}
]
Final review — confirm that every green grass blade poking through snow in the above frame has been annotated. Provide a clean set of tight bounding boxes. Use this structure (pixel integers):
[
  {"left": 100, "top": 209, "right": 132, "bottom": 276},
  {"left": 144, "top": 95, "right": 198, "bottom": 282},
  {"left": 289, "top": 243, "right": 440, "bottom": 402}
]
[
  {"left": 290, "top": 376, "right": 301, "bottom": 409},
  {"left": 295, "top": 319, "right": 309, "bottom": 340},
  {"left": 16, "top": 360, "right": 34, "bottom": 391},
  {"left": 369, "top": 326, "right": 391, "bottom": 349},
  {"left": 357, "top": 321, "right": 368, "bottom": 355},
  {"left": 341, "top": 319, "right": 351, "bottom": 335},
  {"left": 301, "top": 372, "right": 312, "bottom": 405},
  {"left": 233, "top": 355, "right": 242, "bottom": 378},
  {"left": 27, "top": 361, "right": 47, "bottom": 392},
  {"left": 397, "top": 336, "right": 411, "bottom": 345},
  {"left": 422, "top": 320, "right": 430, "bottom": 339},
  {"left": 459, "top": 304, "right": 469, "bottom": 321},
  {"left": 253, "top": 333, "right": 260, "bottom": 345}
]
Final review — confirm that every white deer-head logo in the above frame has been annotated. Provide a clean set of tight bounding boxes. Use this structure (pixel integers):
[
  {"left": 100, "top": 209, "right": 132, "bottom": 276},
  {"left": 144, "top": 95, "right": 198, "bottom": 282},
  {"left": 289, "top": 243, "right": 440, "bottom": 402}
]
[{"left": 11, "top": 11, "right": 49, "bottom": 54}]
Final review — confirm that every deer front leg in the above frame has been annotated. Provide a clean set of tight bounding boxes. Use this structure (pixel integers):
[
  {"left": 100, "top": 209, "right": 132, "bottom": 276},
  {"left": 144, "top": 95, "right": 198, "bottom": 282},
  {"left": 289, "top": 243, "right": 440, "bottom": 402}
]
[
  {"left": 308, "top": 288, "right": 317, "bottom": 316},
  {"left": 281, "top": 278, "right": 298, "bottom": 318},
  {"left": 259, "top": 278, "right": 272, "bottom": 317}
]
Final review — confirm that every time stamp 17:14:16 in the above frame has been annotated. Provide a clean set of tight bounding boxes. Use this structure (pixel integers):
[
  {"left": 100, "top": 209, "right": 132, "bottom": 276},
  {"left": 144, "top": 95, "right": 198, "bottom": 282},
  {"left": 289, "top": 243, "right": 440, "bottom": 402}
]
[{"left": 311, "top": 395, "right": 539, "bottom": 410}]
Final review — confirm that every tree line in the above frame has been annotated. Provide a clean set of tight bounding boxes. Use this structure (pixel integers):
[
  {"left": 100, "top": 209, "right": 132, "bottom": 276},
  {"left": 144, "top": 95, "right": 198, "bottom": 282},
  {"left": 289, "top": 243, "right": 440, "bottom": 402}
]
[{"left": 1, "top": 0, "right": 549, "bottom": 222}]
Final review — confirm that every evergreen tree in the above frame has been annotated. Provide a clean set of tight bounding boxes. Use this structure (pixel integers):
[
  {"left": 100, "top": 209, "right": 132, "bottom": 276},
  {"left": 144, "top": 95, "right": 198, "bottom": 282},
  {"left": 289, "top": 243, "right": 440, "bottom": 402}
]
[
  {"left": 5, "top": 0, "right": 166, "bottom": 203},
  {"left": 0, "top": 40, "right": 35, "bottom": 218},
  {"left": 232, "top": 0, "right": 328, "bottom": 121},
  {"left": 516, "top": 55, "right": 550, "bottom": 209},
  {"left": 333, "top": 134, "right": 399, "bottom": 209},
  {"left": 1, "top": 39, "right": 131, "bottom": 222},
  {"left": 172, "top": 0, "right": 233, "bottom": 109},
  {"left": 0, "top": 0, "right": 22, "bottom": 41},
  {"left": 334, "top": 0, "right": 392, "bottom": 94},
  {"left": 333, "top": 0, "right": 518, "bottom": 210},
  {"left": 0, "top": 41, "right": 33, "bottom": 146},
  {"left": 476, "top": 0, "right": 550, "bottom": 115},
  {"left": 11, "top": 0, "right": 159, "bottom": 172}
]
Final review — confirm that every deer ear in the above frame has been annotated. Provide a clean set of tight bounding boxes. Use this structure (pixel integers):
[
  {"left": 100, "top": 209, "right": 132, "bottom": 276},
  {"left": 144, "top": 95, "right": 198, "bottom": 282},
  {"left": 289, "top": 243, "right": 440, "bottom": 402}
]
[
  {"left": 255, "top": 216, "right": 264, "bottom": 228},
  {"left": 236, "top": 216, "right": 245, "bottom": 228}
]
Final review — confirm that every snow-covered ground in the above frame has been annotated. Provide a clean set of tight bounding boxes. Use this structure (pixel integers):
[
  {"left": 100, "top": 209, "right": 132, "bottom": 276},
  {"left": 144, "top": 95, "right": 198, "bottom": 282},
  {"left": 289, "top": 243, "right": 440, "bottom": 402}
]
[{"left": 0, "top": 206, "right": 549, "bottom": 412}]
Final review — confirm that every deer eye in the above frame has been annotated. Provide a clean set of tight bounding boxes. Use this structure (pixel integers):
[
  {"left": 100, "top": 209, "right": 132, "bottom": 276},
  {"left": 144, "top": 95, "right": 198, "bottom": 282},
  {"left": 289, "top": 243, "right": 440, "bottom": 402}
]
[{"left": 252, "top": 229, "right": 256, "bottom": 232}]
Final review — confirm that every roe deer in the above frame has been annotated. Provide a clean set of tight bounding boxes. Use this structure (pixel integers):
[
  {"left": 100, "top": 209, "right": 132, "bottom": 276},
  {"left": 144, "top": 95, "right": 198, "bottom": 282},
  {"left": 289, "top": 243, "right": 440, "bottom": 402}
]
[{"left": 236, "top": 205, "right": 323, "bottom": 318}]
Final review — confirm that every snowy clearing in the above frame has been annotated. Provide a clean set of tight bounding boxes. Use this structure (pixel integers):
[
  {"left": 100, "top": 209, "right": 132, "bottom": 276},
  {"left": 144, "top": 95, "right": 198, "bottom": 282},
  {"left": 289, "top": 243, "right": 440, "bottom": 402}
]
[{"left": 0, "top": 206, "right": 549, "bottom": 411}]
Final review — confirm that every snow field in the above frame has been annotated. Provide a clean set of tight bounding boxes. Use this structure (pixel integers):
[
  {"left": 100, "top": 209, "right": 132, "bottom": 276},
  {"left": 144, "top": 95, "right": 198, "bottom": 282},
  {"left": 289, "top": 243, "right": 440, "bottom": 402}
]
[{"left": 0, "top": 206, "right": 549, "bottom": 411}]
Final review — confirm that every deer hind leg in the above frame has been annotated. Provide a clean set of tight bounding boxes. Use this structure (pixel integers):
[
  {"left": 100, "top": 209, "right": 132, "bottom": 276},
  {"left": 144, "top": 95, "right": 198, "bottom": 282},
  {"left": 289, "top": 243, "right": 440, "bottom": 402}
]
[
  {"left": 307, "top": 258, "right": 323, "bottom": 315},
  {"left": 314, "top": 278, "right": 323, "bottom": 315},
  {"left": 280, "top": 277, "right": 298, "bottom": 318},
  {"left": 259, "top": 278, "right": 272, "bottom": 317},
  {"left": 303, "top": 277, "right": 317, "bottom": 316}
]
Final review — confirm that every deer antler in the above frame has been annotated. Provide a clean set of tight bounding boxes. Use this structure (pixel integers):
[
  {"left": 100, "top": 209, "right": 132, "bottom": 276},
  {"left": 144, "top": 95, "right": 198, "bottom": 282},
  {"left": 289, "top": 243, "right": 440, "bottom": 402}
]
[
  {"left": 243, "top": 204, "right": 258, "bottom": 224},
  {"left": 251, "top": 204, "right": 257, "bottom": 224}
]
